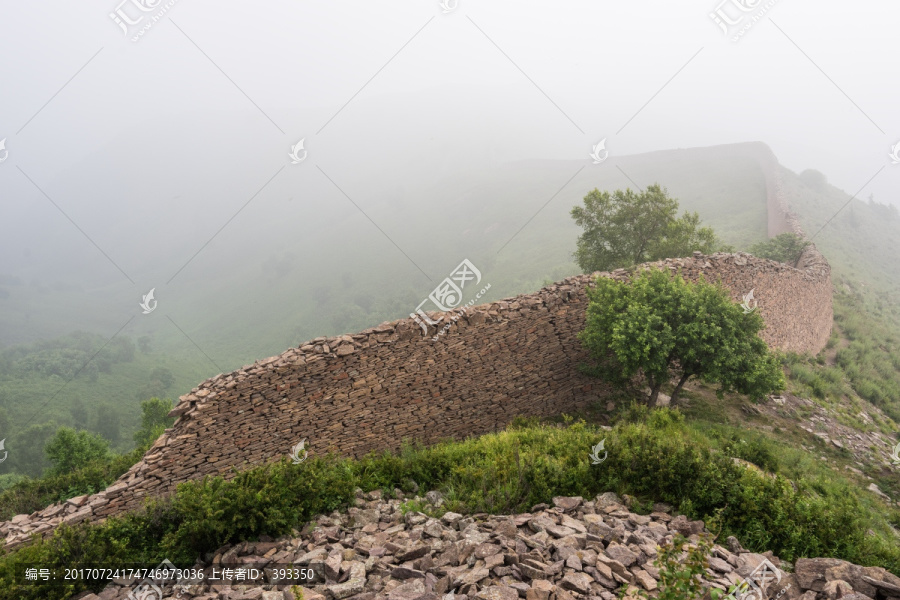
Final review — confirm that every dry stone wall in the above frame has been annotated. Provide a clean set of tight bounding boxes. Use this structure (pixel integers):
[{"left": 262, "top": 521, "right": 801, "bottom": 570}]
[{"left": 0, "top": 143, "right": 833, "bottom": 549}]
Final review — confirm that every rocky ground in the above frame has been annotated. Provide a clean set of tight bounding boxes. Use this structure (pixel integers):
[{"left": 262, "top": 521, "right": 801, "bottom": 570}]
[
  {"left": 745, "top": 393, "right": 899, "bottom": 503},
  {"left": 757, "top": 394, "right": 897, "bottom": 472},
  {"left": 652, "top": 384, "right": 899, "bottom": 505},
  {"left": 75, "top": 489, "right": 900, "bottom": 600}
]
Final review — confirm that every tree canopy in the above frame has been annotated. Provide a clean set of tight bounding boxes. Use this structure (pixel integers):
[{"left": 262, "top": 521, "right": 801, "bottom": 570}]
[
  {"left": 570, "top": 184, "right": 723, "bottom": 273},
  {"left": 44, "top": 427, "right": 110, "bottom": 476},
  {"left": 133, "top": 397, "right": 175, "bottom": 448},
  {"left": 748, "top": 232, "right": 810, "bottom": 267},
  {"left": 578, "top": 268, "right": 784, "bottom": 406}
]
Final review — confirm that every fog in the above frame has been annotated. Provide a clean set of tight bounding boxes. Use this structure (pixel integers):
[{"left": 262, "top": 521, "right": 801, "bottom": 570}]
[
  {"left": 3, "top": 2, "right": 899, "bottom": 281},
  {"left": 1, "top": 1, "right": 900, "bottom": 448}
]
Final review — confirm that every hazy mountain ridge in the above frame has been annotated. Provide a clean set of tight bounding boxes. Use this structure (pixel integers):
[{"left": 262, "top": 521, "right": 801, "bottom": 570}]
[{"left": 1, "top": 141, "right": 897, "bottom": 468}]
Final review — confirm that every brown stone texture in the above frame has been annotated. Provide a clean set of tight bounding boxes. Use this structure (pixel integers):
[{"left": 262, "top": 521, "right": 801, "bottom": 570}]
[{"left": 0, "top": 146, "right": 832, "bottom": 549}]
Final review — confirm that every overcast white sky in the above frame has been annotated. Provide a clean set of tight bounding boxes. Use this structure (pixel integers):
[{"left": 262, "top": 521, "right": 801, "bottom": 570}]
[
  {"left": 1, "top": 0, "right": 899, "bottom": 309},
  {"left": 2, "top": 1, "right": 898, "bottom": 185}
]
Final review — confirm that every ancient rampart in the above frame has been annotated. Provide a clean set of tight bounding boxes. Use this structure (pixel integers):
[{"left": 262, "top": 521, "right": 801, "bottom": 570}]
[{"left": 0, "top": 143, "right": 833, "bottom": 549}]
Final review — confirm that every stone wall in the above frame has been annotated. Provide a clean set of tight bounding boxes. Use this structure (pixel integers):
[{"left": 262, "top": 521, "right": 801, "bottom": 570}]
[{"left": 0, "top": 143, "right": 833, "bottom": 549}]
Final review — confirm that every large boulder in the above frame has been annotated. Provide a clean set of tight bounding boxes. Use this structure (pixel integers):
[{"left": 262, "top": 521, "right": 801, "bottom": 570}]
[
  {"left": 795, "top": 558, "right": 851, "bottom": 592},
  {"left": 861, "top": 574, "right": 900, "bottom": 598},
  {"left": 825, "top": 563, "right": 878, "bottom": 598},
  {"left": 669, "top": 514, "right": 705, "bottom": 536},
  {"left": 822, "top": 579, "right": 854, "bottom": 600}
]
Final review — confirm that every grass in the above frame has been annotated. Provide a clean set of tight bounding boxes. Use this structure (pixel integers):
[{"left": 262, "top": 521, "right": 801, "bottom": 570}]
[
  {"left": 0, "top": 409, "right": 898, "bottom": 600},
  {"left": 775, "top": 292, "right": 900, "bottom": 429},
  {"left": 0, "top": 445, "right": 150, "bottom": 523}
]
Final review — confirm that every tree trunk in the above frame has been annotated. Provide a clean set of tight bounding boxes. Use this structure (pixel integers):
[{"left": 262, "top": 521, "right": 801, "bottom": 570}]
[
  {"left": 647, "top": 378, "right": 661, "bottom": 407},
  {"left": 670, "top": 372, "right": 691, "bottom": 406}
]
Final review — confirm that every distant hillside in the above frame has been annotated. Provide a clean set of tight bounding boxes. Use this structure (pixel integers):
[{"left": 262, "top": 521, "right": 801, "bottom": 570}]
[
  {"left": 780, "top": 165, "right": 900, "bottom": 313},
  {"left": 0, "top": 141, "right": 826, "bottom": 464}
]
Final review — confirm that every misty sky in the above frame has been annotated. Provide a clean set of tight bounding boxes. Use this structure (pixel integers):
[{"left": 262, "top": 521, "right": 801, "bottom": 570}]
[{"left": 1, "top": 0, "right": 899, "bottom": 344}]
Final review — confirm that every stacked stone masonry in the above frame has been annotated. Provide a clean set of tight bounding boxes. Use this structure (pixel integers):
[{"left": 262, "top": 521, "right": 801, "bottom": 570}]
[{"left": 0, "top": 143, "right": 833, "bottom": 549}]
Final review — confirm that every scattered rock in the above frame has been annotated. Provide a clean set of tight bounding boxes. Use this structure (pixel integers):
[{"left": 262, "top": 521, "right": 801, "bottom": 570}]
[
  {"left": 726, "top": 536, "right": 747, "bottom": 554},
  {"left": 476, "top": 586, "right": 519, "bottom": 600},
  {"left": 552, "top": 497, "right": 583, "bottom": 511},
  {"left": 94, "top": 491, "right": 894, "bottom": 600},
  {"left": 822, "top": 579, "right": 853, "bottom": 600},
  {"left": 796, "top": 558, "right": 850, "bottom": 592}
]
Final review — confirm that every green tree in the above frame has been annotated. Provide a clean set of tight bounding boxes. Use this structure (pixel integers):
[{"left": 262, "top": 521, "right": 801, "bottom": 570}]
[
  {"left": 149, "top": 367, "right": 175, "bottom": 390},
  {"left": 109, "top": 337, "right": 135, "bottom": 363},
  {"left": 44, "top": 427, "right": 110, "bottom": 476},
  {"left": 137, "top": 335, "right": 152, "bottom": 354},
  {"left": 570, "top": 184, "right": 721, "bottom": 273},
  {"left": 749, "top": 233, "right": 810, "bottom": 267},
  {"left": 8, "top": 422, "right": 57, "bottom": 476},
  {"left": 69, "top": 399, "right": 89, "bottom": 430},
  {"left": 133, "top": 398, "right": 175, "bottom": 448},
  {"left": 579, "top": 268, "right": 784, "bottom": 406},
  {"left": 93, "top": 408, "right": 121, "bottom": 446},
  {"left": 136, "top": 368, "right": 175, "bottom": 402}
]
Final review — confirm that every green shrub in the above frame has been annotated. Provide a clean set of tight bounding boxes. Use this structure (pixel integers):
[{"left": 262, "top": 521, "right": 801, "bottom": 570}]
[
  {"left": 132, "top": 398, "right": 175, "bottom": 447},
  {"left": 580, "top": 268, "right": 783, "bottom": 406},
  {"left": 748, "top": 233, "right": 810, "bottom": 266},
  {"left": 721, "top": 435, "right": 779, "bottom": 473},
  {"left": 628, "top": 534, "right": 717, "bottom": 600},
  {"left": 0, "top": 414, "right": 897, "bottom": 600},
  {"left": 0, "top": 446, "right": 146, "bottom": 522},
  {"left": 44, "top": 428, "right": 110, "bottom": 476},
  {"left": 160, "top": 456, "right": 355, "bottom": 558}
]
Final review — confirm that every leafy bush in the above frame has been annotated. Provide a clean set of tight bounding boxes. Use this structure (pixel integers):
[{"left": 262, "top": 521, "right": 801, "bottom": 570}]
[
  {"left": 0, "top": 414, "right": 897, "bottom": 600},
  {"left": 570, "top": 184, "right": 722, "bottom": 273},
  {"left": 0, "top": 446, "right": 146, "bottom": 521},
  {"left": 0, "top": 474, "right": 27, "bottom": 492},
  {"left": 44, "top": 428, "right": 110, "bottom": 476},
  {"left": 1, "top": 332, "right": 137, "bottom": 382},
  {"left": 579, "top": 268, "right": 784, "bottom": 405},
  {"left": 719, "top": 433, "right": 780, "bottom": 473},
  {"left": 160, "top": 456, "right": 355, "bottom": 558},
  {"left": 799, "top": 169, "right": 828, "bottom": 191},
  {"left": 628, "top": 534, "right": 717, "bottom": 600},
  {"left": 132, "top": 398, "right": 175, "bottom": 447},
  {"left": 748, "top": 233, "right": 810, "bottom": 266}
]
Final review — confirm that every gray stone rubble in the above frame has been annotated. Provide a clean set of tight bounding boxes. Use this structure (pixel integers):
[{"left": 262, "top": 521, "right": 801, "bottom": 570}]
[{"left": 75, "top": 490, "right": 900, "bottom": 600}]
